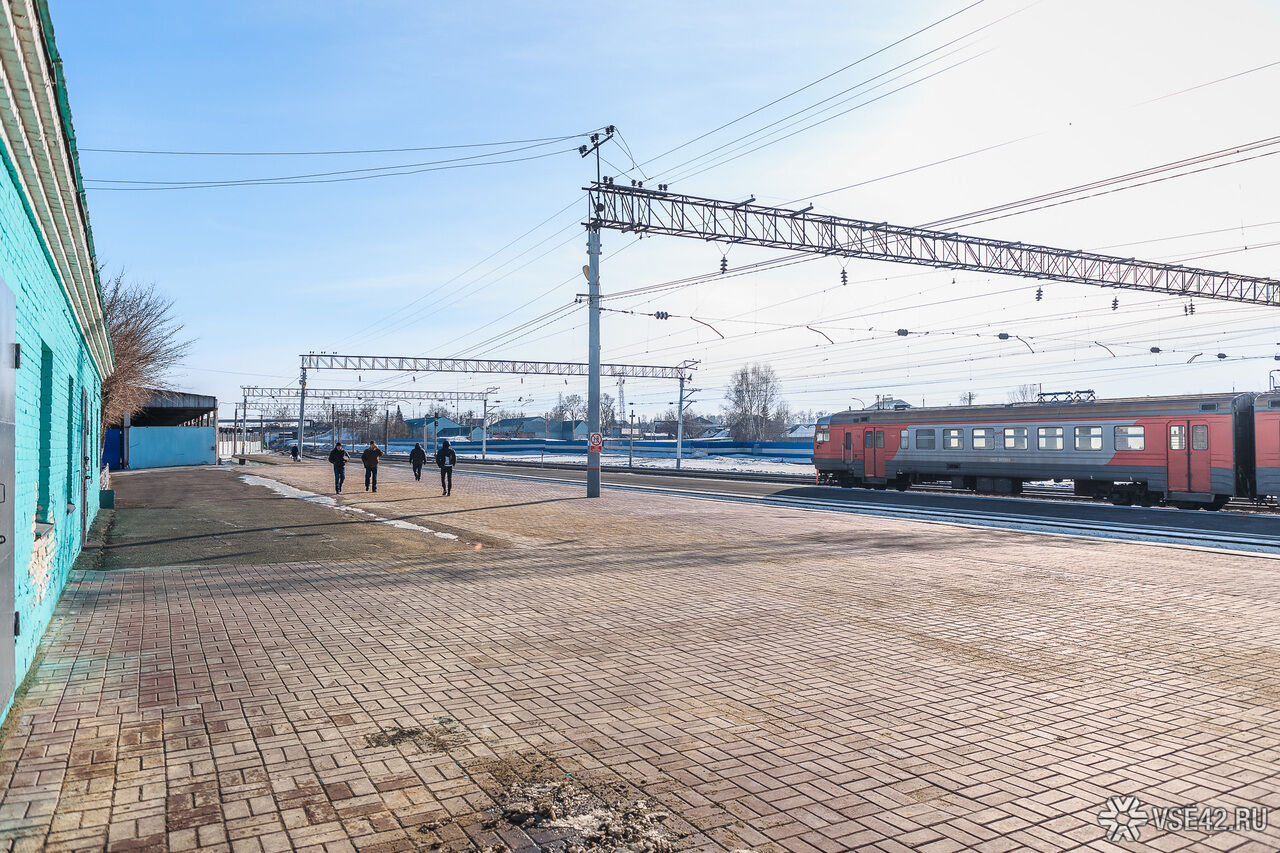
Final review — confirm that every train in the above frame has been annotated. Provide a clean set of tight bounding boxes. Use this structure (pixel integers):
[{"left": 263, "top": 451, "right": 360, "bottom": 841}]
[{"left": 813, "top": 391, "right": 1280, "bottom": 510}]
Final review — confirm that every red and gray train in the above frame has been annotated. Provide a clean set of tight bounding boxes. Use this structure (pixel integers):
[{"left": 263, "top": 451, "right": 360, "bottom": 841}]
[{"left": 814, "top": 392, "right": 1280, "bottom": 510}]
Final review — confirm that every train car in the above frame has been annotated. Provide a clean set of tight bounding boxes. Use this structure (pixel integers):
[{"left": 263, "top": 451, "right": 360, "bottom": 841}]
[
  {"left": 1255, "top": 391, "right": 1280, "bottom": 499},
  {"left": 814, "top": 393, "right": 1257, "bottom": 509}
]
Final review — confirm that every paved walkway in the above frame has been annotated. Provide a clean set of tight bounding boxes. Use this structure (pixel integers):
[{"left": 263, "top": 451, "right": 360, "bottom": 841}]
[{"left": 1, "top": 462, "right": 1278, "bottom": 852}]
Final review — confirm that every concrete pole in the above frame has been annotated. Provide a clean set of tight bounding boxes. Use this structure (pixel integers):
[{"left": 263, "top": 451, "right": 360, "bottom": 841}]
[
  {"left": 241, "top": 392, "right": 247, "bottom": 455},
  {"left": 296, "top": 364, "right": 307, "bottom": 460},
  {"left": 586, "top": 225, "right": 602, "bottom": 498},
  {"left": 482, "top": 397, "right": 489, "bottom": 460},
  {"left": 676, "top": 375, "right": 685, "bottom": 470},
  {"left": 433, "top": 417, "right": 438, "bottom": 455},
  {"left": 331, "top": 404, "right": 336, "bottom": 447}
]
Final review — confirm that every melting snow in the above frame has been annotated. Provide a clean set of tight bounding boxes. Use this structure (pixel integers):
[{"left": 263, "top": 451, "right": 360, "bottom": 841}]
[{"left": 238, "top": 474, "right": 458, "bottom": 540}]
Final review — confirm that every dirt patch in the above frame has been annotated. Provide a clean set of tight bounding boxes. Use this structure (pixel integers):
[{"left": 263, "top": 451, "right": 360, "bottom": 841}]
[
  {"left": 411, "top": 750, "right": 693, "bottom": 853},
  {"left": 364, "top": 717, "right": 468, "bottom": 753}
]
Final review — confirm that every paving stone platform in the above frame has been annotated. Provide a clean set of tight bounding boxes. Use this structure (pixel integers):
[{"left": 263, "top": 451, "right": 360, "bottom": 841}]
[{"left": 1, "top": 463, "right": 1277, "bottom": 852}]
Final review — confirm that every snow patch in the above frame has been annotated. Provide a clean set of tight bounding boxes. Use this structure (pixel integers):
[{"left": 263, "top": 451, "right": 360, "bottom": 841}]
[{"left": 238, "top": 474, "right": 458, "bottom": 540}]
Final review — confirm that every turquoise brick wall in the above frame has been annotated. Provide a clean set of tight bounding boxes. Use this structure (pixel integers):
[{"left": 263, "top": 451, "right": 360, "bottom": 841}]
[{"left": 0, "top": 140, "right": 104, "bottom": 724}]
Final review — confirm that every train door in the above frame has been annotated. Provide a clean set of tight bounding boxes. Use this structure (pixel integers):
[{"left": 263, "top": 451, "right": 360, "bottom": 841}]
[
  {"left": 1168, "top": 422, "right": 1211, "bottom": 492},
  {"left": 862, "top": 429, "right": 873, "bottom": 478},
  {"left": 873, "top": 429, "right": 885, "bottom": 478}
]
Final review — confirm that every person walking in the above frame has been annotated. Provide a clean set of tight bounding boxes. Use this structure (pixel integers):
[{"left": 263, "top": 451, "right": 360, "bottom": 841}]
[
  {"left": 361, "top": 441, "right": 382, "bottom": 492},
  {"left": 328, "top": 442, "right": 349, "bottom": 493},
  {"left": 290, "top": 443, "right": 300, "bottom": 462},
  {"left": 435, "top": 439, "right": 457, "bottom": 495},
  {"left": 409, "top": 442, "right": 427, "bottom": 481}
]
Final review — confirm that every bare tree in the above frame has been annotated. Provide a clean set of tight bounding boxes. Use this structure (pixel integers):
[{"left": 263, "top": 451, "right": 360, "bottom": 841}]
[
  {"left": 600, "top": 392, "right": 618, "bottom": 431},
  {"left": 958, "top": 391, "right": 979, "bottom": 406},
  {"left": 723, "top": 363, "right": 789, "bottom": 442},
  {"left": 1007, "top": 383, "right": 1039, "bottom": 403},
  {"left": 100, "top": 272, "right": 193, "bottom": 427}
]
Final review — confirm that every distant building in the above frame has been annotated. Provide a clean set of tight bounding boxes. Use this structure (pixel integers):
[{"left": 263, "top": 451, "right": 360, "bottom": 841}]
[
  {"left": 787, "top": 423, "right": 817, "bottom": 440},
  {"left": 405, "top": 415, "right": 470, "bottom": 439},
  {"left": 0, "top": 3, "right": 113, "bottom": 722}
]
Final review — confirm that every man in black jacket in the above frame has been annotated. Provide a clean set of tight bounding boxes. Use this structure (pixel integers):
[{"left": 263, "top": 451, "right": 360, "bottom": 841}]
[
  {"left": 435, "top": 439, "right": 456, "bottom": 496},
  {"left": 409, "top": 443, "right": 427, "bottom": 481},
  {"left": 361, "top": 441, "right": 382, "bottom": 492},
  {"left": 328, "top": 443, "right": 349, "bottom": 493}
]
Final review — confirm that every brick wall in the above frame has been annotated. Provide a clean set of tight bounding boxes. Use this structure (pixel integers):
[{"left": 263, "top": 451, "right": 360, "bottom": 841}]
[{"left": 0, "top": 143, "right": 104, "bottom": 723}]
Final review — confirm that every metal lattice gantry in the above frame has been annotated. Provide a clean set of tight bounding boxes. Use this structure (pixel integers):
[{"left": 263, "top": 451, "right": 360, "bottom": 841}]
[
  {"left": 585, "top": 182, "right": 1280, "bottom": 306},
  {"left": 299, "top": 354, "right": 691, "bottom": 379},
  {"left": 293, "top": 354, "right": 698, "bottom": 473},
  {"left": 242, "top": 386, "right": 495, "bottom": 405}
]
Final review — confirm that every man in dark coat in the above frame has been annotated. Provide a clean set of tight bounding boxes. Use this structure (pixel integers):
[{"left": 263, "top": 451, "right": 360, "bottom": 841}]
[
  {"left": 361, "top": 441, "right": 382, "bottom": 492},
  {"left": 409, "top": 442, "right": 427, "bottom": 481},
  {"left": 328, "top": 443, "right": 349, "bottom": 493},
  {"left": 290, "top": 444, "right": 300, "bottom": 462},
  {"left": 435, "top": 439, "right": 456, "bottom": 496}
]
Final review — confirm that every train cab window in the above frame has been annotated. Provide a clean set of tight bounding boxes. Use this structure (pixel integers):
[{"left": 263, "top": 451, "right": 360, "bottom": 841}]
[
  {"left": 816, "top": 425, "right": 829, "bottom": 444},
  {"left": 1192, "top": 424, "right": 1209, "bottom": 451},
  {"left": 1114, "top": 425, "right": 1144, "bottom": 451},
  {"left": 1038, "top": 427, "right": 1064, "bottom": 450},
  {"left": 900, "top": 429, "right": 908, "bottom": 449},
  {"left": 943, "top": 428, "right": 963, "bottom": 449},
  {"left": 864, "top": 430, "right": 873, "bottom": 449},
  {"left": 875, "top": 430, "right": 884, "bottom": 448},
  {"left": 844, "top": 431, "right": 852, "bottom": 451},
  {"left": 1074, "top": 426, "right": 1103, "bottom": 451},
  {"left": 1003, "top": 427, "right": 1027, "bottom": 450},
  {"left": 916, "top": 429, "right": 936, "bottom": 450},
  {"left": 1169, "top": 424, "right": 1185, "bottom": 451}
]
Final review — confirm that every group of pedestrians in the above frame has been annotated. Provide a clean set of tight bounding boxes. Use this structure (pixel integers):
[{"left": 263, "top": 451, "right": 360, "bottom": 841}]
[{"left": 326, "top": 439, "right": 457, "bottom": 496}]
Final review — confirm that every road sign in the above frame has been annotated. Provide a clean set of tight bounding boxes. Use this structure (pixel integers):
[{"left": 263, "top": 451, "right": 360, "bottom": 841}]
[{"left": 588, "top": 432, "right": 603, "bottom": 453}]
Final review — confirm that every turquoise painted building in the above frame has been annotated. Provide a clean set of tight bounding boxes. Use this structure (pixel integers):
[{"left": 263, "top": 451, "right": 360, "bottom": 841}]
[{"left": 0, "top": 2, "right": 113, "bottom": 723}]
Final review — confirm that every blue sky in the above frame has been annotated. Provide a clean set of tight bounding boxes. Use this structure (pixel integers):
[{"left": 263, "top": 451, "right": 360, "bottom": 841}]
[{"left": 51, "top": 0, "right": 1280, "bottom": 419}]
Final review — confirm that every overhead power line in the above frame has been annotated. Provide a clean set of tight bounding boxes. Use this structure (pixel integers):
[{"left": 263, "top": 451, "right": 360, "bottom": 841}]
[{"left": 81, "top": 129, "right": 606, "bottom": 156}]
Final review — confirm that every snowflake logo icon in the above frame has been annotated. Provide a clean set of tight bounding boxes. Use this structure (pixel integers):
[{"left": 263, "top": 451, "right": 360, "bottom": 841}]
[{"left": 1098, "top": 795, "right": 1149, "bottom": 841}]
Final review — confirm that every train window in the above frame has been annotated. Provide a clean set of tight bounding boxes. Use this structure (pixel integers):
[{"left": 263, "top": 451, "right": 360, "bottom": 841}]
[
  {"left": 943, "top": 428, "right": 963, "bottom": 449},
  {"left": 971, "top": 427, "right": 994, "bottom": 449},
  {"left": 900, "top": 429, "right": 908, "bottom": 449},
  {"left": 916, "top": 429, "right": 936, "bottom": 450},
  {"left": 1270, "top": 400, "right": 1280, "bottom": 408},
  {"left": 1192, "top": 424, "right": 1208, "bottom": 451},
  {"left": 1169, "top": 424, "right": 1185, "bottom": 451},
  {"left": 1074, "top": 426, "right": 1103, "bottom": 451},
  {"left": 1199, "top": 403, "right": 1217, "bottom": 411},
  {"left": 844, "top": 431, "right": 852, "bottom": 450},
  {"left": 816, "top": 426, "right": 829, "bottom": 443},
  {"left": 864, "top": 430, "right": 873, "bottom": 449},
  {"left": 875, "top": 430, "right": 884, "bottom": 448},
  {"left": 1038, "top": 427, "right": 1064, "bottom": 450},
  {"left": 1114, "top": 425, "right": 1144, "bottom": 451},
  {"left": 1003, "top": 427, "right": 1027, "bottom": 449}
]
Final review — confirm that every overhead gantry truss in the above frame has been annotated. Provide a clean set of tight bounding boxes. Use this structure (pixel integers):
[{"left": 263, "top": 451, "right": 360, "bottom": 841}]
[
  {"left": 242, "top": 386, "right": 494, "bottom": 405},
  {"left": 585, "top": 182, "right": 1280, "bottom": 306},
  {"left": 300, "top": 353, "right": 693, "bottom": 380}
]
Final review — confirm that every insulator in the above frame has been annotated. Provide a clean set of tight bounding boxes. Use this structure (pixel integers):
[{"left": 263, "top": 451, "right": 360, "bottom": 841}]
[
  {"left": 1217, "top": 352, "right": 1227, "bottom": 359},
  {"left": 1150, "top": 347, "right": 1161, "bottom": 354},
  {"left": 1035, "top": 287, "right": 1043, "bottom": 301},
  {"left": 1189, "top": 301, "right": 1195, "bottom": 314},
  {"left": 840, "top": 269, "right": 848, "bottom": 285},
  {"left": 896, "top": 329, "right": 909, "bottom": 337},
  {"left": 1111, "top": 298, "right": 1118, "bottom": 311},
  {"left": 719, "top": 256, "right": 728, "bottom": 274}
]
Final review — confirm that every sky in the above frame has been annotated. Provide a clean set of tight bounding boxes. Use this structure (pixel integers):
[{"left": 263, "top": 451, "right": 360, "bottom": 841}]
[{"left": 49, "top": 0, "right": 1280, "bottom": 422}]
